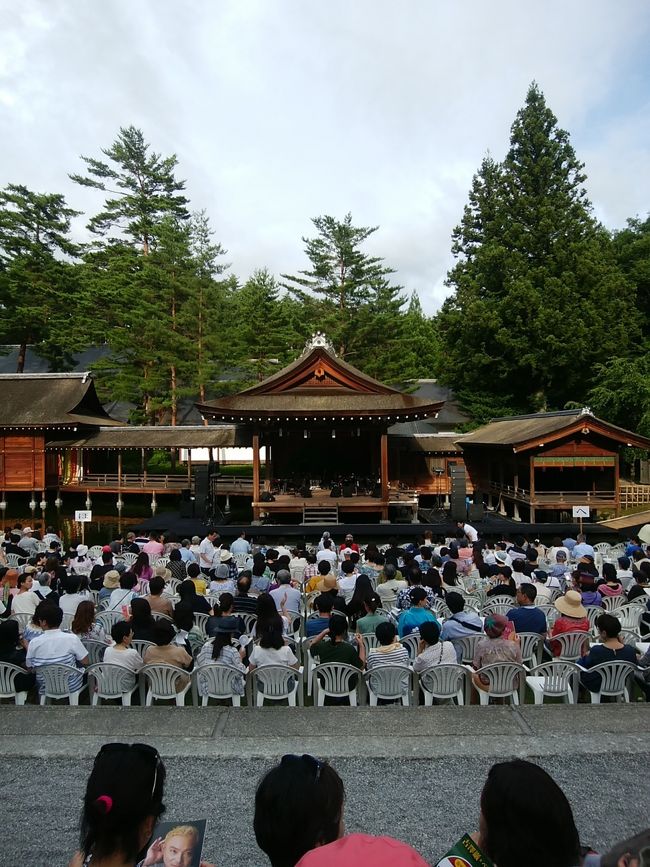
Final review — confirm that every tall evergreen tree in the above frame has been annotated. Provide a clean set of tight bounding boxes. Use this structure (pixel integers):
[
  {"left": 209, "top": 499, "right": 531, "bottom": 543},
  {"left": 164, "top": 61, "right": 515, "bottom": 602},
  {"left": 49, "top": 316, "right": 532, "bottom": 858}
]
[
  {"left": 612, "top": 214, "right": 650, "bottom": 320},
  {"left": 436, "top": 83, "right": 636, "bottom": 421},
  {"left": 0, "top": 184, "right": 83, "bottom": 371}
]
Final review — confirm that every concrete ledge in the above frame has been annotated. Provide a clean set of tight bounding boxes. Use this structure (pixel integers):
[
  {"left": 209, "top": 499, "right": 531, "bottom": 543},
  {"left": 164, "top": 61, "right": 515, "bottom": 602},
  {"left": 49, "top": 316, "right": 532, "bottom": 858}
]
[{"left": 1, "top": 704, "right": 647, "bottom": 759}]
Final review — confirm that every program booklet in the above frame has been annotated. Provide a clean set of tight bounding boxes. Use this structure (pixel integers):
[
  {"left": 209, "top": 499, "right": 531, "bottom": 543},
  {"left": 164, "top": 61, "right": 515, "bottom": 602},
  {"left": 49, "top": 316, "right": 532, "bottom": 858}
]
[
  {"left": 436, "top": 833, "right": 494, "bottom": 867},
  {"left": 141, "top": 818, "right": 207, "bottom": 867}
]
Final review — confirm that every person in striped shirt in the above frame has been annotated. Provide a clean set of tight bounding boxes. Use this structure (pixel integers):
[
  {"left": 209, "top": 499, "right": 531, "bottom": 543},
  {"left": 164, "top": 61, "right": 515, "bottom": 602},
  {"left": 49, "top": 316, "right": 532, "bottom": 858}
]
[
  {"left": 365, "top": 621, "right": 410, "bottom": 670},
  {"left": 25, "top": 604, "right": 88, "bottom": 695}
]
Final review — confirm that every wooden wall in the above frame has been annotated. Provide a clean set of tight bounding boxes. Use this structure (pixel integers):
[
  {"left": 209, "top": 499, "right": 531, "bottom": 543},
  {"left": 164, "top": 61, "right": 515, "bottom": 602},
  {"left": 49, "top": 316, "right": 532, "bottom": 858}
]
[{"left": 0, "top": 436, "right": 45, "bottom": 490}]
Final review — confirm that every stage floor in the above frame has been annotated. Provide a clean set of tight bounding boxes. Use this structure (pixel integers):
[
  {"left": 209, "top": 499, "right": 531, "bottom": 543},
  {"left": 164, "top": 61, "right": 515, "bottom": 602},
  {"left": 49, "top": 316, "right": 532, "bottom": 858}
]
[{"left": 254, "top": 489, "right": 417, "bottom": 513}]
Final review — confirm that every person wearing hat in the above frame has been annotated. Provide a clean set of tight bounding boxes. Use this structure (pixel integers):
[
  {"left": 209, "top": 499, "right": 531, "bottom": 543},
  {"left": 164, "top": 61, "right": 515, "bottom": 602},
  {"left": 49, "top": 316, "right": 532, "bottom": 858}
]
[
  {"left": 472, "top": 613, "right": 522, "bottom": 692},
  {"left": 218, "top": 547, "right": 239, "bottom": 583},
  {"left": 548, "top": 590, "right": 590, "bottom": 657},
  {"left": 98, "top": 569, "right": 121, "bottom": 604},
  {"left": 209, "top": 563, "right": 236, "bottom": 595},
  {"left": 69, "top": 543, "right": 93, "bottom": 578},
  {"left": 315, "top": 573, "right": 347, "bottom": 616},
  {"left": 17, "top": 527, "right": 39, "bottom": 556}
]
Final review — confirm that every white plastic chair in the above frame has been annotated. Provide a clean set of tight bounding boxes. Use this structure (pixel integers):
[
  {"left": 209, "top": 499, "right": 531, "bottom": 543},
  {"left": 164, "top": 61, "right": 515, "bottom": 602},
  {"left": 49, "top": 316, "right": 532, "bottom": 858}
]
[
  {"left": 121, "top": 552, "right": 138, "bottom": 567},
  {"left": 538, "top": 604, "right": 560, "bottom": 628},
  {"left": 525, "top": 661, "right": 579, "bottom": 705},
  {"left": 454, "top": 634, "right": 483, "bottom": 665},
  {"left": 154, "top": 557, "right": 170, "bottom": 568},
  {"left": 37, "top": 664, "right": 87, "bottom": 705},
  {"left": 361, "top": 633, "right": 380, "bottom": 656},
  {"left": 553, "top": 631, "right": 590, "bottom": 662},
  {"left": 312, "top": 662, "right": 360, "bottom": 706},
  {"left": 474, "top": 662, "right": 525, "bottom": 705},
  {"left": 0, "top": 662, "right": 30, "bottom": 704},
  {"left": 9, "top": 613, "right": 32, "bottom": 634},
  {"left": 88, "top": 545, "right": 103, "bottom": 559},
  {"left": 399, "top": 632, "right": 420, "bottom": 662},
  {"left": 579, "top": 660, "right": 637, "bottom": 703},
  {"left": 82, "top": 639, "right": 108, "bottom": 665},
  {"left": 193, "top": 663, "right": 246, "bottom": 707},
  {"left": 249, "top": 664, "right": 303, "bottom": 707},
  {"left": 365, "top": 664, "right": 413, "bottom": 705},
  {"left": 430, "top": 598, "right": 450, "bottom": 620},
  {"left": 239, "top": 613, "right": 258, "bottom": 635},
  {"left": 193, "top": 612, "right": 210, "bottom": 636},
  {"left": 482, "top": 599, "right": 514, "bottom": 617},
  {"left": 95, "top": 610, "right": 126, "bottom": 632},
  {"left": 131, "top": 639, "right": 155, "bottom": 659},
  {"left": 379, "top": 592, "right": 397, "bottom": 610},
  {"left": 140, "top": 663, "right": 192, "bottom": 706},
  {"left": 417, "top": 664, "right": 468, "bottom": 706},
  {"left": 88, "top": 663, "right": 138, "bottom": 706},
  {"left": 593, "top": 543, "right": 611, "bottom": 556},
  {"left": 61, "top": 613, "right": 75, "bottom": 632},
  {"left": 612, "top": 604, "right": 643, "bottom": 632},
  {"left": 601, "top": 596, "right": 624, "bottom": 613},
  {"left": 151, "top": 611, "right": 175, "bottom": 623},
  {"left": 233, "top": 552, "right": 250, "bottom": 571},
  {"left": 6, "top": 553, "right": 21, "bottom": 568},
  {"left": 585, "top": 606, "right": 604, "bottom": 634},
  {"left": 517, "top": 632, "right": 544, "bottom": 667}
]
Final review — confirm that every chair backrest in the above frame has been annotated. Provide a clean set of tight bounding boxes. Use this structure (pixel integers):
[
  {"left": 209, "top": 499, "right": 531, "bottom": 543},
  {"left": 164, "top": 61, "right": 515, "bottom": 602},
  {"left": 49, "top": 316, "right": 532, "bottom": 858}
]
[
  {"left": 619, "top": 629, "right": 641, "bottom": 647},
  {"left": 588, "top": 661, "right": 637, "bottom": 696},
  {"left": 528, "top": 661, "right": 579, "bottom": 695},
  {"left": 188, "top": 632, "right": 207, "bottom": 658},
  {"left": 88, "top": 589, "right": 100, "bottom": 605},
  {"left": 95, "top": 611, "right": 126, "bottom": 632},
  {"left": 399, "top": 632, "right": 420, "bottom": 662},
  {"left": 611, "top": 605, "right": 643, "bottom": 631},
  {"left": 9, "top": 613, "right": 32, "bottom": 633},
  {"left": 537, "top": 604, "right": 560, "bottom": 627},
  {"left": 482, "top": 599, "right": 514, "bottom": 617},
  {"left": 517, "top": 632, "right": 544, "bottom": 667},
  {"left": 554, "top": 631, "right": 590, "bottom": 661},
  {"left": 252, "top": 664, "right": 300, "bottom": 699},
  {"left": 141, "top": 664, "right": 188, "bottom": 698},
  {"left": 455, "top": 634, "right": 482, "bottom": 664},
  {"left": 82, "top": 639, "right": 108, "bottom": 665},
  {"left": 365, "top": 664, "right": 412, "bottom": 699},
  {"left": 601, "top": 595, "right": 623, "bottom": 613},
  {"left": 131, "top": 639, "right": 155, "bottom": 658},
  {"left": 313, "top": 662, "right": 360, "bottom": 697},
  {"left": 361, "top": 633, "right": 380, "bottom": 655},
  {"left": 167, "top": 578, "right": 181, "bottom": 595},
  {"left": 193, "top": 612, "right": 210, "bottom": 635},
  {"left": 379, "top": 593, "right": 396, "bottom": 610},
  {"left": 593, "top": 543, "right": 612, "bottom": 555},
  {"left": 585, "top": 605, "right": 604, "bottom": 632},
  {"left": 430, "top": 598, "right": 450, "bottom": 620},
  {"left": 418, "top": 663, "right": 467, "bottom": 699},
  {"left": 38, "top": 663, "right": 83, "bottom": 698},
  {"left": 88, "top": 663, "right": 136, "bottom": 698},
  {"left": 6, "top": 553, "right": 21, "bottom": 568},
  {"left": 233, "top": 552, "right": 250, "bottom": 570},
  {"left": 154, "top": 557, "right": 170, "bottom": 568},
  {"left": 240, "top": 613, "right": 258, "bottom": 635},
  {"left": 151, "top": 611, "right": 174, "bottom": 623},
  {"left": 475, "top": 662, "right": 525, "bottom": 697},
  {"left": 194, "top": 663, "right": 244, "bottom": 699},
  {"left": 61, "top": 613, "right": 75, "bottom": 632},
  {"left": 121, "top": 552, "right": 138, "bottom": 566},
  {"left": 88, "top": 546, "right": 103, "bottom": 559},
  {"left": 0, "top": 662, "right": 28, "bottom": 698}
]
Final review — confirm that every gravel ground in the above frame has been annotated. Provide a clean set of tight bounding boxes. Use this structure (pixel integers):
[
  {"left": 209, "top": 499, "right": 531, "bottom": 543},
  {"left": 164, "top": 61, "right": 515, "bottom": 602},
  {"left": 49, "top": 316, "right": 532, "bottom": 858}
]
[{"left": 1, "top": 753, "right": 648, "bottom": 866}]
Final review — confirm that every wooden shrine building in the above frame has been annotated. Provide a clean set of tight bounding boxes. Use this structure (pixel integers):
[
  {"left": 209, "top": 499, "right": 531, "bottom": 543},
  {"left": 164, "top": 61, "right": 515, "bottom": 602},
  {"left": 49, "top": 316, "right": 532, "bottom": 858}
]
[
  {"left": 459, "top": 408, "right": 650, "bottom": 522},
  {"left": 196, "top": 334, "right": 443, "bottom": 523}
]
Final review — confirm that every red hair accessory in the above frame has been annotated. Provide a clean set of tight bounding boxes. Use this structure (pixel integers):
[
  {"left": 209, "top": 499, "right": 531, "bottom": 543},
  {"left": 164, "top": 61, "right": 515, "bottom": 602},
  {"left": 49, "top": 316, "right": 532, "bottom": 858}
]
[{"left": 96, "top": 795, "right": 113, "bottom": 813}]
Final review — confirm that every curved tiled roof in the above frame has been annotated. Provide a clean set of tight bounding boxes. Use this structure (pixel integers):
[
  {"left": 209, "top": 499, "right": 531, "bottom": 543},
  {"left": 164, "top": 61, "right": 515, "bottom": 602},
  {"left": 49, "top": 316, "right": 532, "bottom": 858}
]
[{"left": 0, "top": 373, "right": 121, "bottom": 428}]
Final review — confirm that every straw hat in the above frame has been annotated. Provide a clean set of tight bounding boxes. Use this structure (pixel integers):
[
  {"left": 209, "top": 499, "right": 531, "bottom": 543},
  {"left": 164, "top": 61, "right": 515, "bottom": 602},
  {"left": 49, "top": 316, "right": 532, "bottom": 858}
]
[
  {"left": 316, "top": 575, "right": 338, "bottom": 593},
  {"left": 554, "top": 590, "right": 587, "bottom": 619},
  {"left": 103, "top": 570, "right": 120, "bottom": 589}
]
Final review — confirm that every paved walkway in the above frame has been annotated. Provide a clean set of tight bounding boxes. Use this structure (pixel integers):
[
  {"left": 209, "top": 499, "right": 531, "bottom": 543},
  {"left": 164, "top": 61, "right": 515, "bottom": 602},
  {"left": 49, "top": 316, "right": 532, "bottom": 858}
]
[{"left": 0, "top": 705, "right": 648, "bottom": 866}]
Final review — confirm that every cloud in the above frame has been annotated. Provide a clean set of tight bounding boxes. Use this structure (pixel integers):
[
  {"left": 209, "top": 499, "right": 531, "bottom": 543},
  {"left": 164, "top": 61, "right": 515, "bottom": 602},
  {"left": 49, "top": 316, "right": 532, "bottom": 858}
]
[{"left": 1, "top": 0, "right": 648, "bottom": 314}]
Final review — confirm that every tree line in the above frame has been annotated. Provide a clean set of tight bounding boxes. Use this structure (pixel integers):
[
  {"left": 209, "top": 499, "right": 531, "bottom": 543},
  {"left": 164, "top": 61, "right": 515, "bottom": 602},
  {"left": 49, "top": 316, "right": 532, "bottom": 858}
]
[{"left": 0, "top": 83, "right": 647, "bottom": 433}]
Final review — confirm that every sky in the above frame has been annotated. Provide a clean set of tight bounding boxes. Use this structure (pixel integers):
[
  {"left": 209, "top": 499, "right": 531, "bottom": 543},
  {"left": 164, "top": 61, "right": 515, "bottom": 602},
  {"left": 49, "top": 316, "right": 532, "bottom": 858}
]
[{"left": 1, "top": 0, "right": 649, "bottom": 313}]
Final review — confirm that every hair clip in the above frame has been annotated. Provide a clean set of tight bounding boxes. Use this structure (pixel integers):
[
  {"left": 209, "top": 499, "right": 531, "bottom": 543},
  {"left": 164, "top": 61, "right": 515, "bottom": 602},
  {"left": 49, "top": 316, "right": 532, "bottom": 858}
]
[{"left": 96, "top": 795, "right": 113, "bottom": 813}]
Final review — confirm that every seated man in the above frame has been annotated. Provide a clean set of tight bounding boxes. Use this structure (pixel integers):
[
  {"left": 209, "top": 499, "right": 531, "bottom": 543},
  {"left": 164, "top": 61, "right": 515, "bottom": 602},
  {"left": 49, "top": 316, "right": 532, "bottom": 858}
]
[
  {"left": 306, "top": 593, "right": 336, "bottom": 638},
  {"left": 232, "top": 573, "right": 259, "bottom": 616},
  {"left": 440, "top": 591, "right": 483, "bottom": 660},
  {"left": 506, "top": 583, "right": 547, "bottom": 636},
  {"left": 413, "top": 620, "right": 457, "bottom": 672},
  {"left": 398, "top": 588, "right": 440, "bottom": 638},
  {"left": 338, "top": 560, "right": 358, "bottom": 595},
  {"left": 25, "top": 604, "right": 89, "bottom": 696},
  {"left": 269, "top": 569, "right": 301, "bottom": 617},
  {"left": 366, "top": 621, "right": 409, "bottom": 670}
]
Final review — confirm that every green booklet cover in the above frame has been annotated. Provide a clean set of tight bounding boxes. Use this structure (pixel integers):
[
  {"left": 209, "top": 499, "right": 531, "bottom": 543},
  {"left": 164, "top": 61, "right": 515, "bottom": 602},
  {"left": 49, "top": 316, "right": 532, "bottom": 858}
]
[{"left": 436, "top": 833, "right": 495, "bottom": 867}]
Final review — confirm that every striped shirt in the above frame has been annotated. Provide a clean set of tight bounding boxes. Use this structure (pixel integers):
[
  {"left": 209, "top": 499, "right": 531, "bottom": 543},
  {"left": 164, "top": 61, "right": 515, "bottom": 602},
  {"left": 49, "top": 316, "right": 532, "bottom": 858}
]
[
  {"left": 26, "top": 629, "right": 88, "bottom": 694},
  {"left": 366, "top": 645, "right": 410, "bottom": 669}
]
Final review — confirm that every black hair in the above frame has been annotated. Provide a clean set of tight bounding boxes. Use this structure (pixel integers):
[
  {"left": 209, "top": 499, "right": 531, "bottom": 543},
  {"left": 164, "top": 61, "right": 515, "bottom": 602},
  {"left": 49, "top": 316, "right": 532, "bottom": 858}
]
[
  {"left": 419, "top": 620, "right": 440, "bottom": 645},
  {"left": 601, "top": 562, "right": 618, "bottom": 582},
  {"left": 173, "top": 602, "right": 195, "bottom": 632},
  {"left": 259, "top": 626, "right": 285, "bottom": 650},
  {"left": 63, "top": 574, "right": 82, "bottom": 595},
  {"left": 119, "top": 572, "right": 136, "bottom": 590},
  {"left": 254, "top": 756, "right": 344, "bottom": 867},
  {"left": 111, "top": 621, "right": 133, "bottom": 644},
  {"left": 255, "top": 592, "right": 283, "bottom": 637},
  {"left": 518, "top": 583, "right": 537, "bottom": 603},
  {"left": 442, "top": 561, "right": 458, "bottom": 585},
  {"left": 40, "top": 605, "right": 63, "bottom": 628},
  {"left": 340, "top": 560, "right": 355, "bottom": 575},
  {"left": 149, "top": 575, "right": 165, "bottom": 595},
  {"left": 596, "top": 613, "right": 621, "bottom": 639},
  {"left": 480, "top": 760, "right": 580, "bottom": 867},
  {"left": 152, "top": 620, "right": 175, "bottom": 646},
  {"left": 102, "top": 551, "right": 112, "bottom": 564},
  {"left": 327, "top": 616, "right": 348, "bottom": 641},
  {"left": 375, "top": 620, "right": 396, "bottom": 645},
  {"left": 130, "top": 598, "right": 154, "bottom": 629},
  {"left": 178, "top": 579, "right": 198, "bottom": 601},
  {"left": 79, "top": 743, "right": 166, "bottom": 862},
  {"left": 409, "top": 586, "right": 427, "bottom": 605},
  {"left": 445, "top": 591, "right": 465, "bottom": 614},
  {"left": 211, "top": 631, "right": 235, "bottom": 659},
  {"left": 187, "top": 562, "right": 200, "bottom": 578},
  {"left": 317, "top": 560, "right": 331, "bottom": 575},
  {"left": 314, "top": 594, "right": 334, "bottom": 614},
  {"left": 363, "top": 595, "right": 379, "bottom": 614}
]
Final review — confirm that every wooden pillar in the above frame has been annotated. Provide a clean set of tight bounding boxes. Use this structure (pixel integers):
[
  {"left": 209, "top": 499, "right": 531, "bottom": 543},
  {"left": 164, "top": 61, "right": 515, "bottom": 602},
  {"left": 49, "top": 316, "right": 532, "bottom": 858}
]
[
  {"left": 614, "top": 453, "right": 620, "bottom": 517},
  {"left": 380, "top": 431, "right": 389, "bottom": 522},
  {"left": 529, "top": 456, "right": 536, "bottom": 524},
  {"left": 264, "top": 442, "right": 272, "bottom": 492},
  {"left": 118, "top": 452, "right": 123, "bottom": 488},
  {"left": 252, "top": 432, "right": 261, "bottom": 523},
  {"left": 187, "top": 451, "right": 192, "bottom": 486}
]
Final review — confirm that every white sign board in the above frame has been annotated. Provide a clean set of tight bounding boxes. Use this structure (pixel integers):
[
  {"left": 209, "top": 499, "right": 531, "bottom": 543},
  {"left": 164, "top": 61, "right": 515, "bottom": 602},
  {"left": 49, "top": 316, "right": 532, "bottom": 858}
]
[
  {"left": 572, "top": 506, "right": 590, "bottom": 518},
  {"left": 74, "top": 510, "right": 92, "bottom": 523}
]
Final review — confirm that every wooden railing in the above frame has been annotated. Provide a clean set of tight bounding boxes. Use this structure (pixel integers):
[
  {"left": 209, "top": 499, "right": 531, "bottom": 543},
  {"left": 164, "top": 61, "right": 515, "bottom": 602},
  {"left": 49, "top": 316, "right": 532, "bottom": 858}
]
[
  {"left": 489, "top": 482, "right": 616, "bottom": 505},
  {"left": 77, "top": 473, "right": 189, "bottom": 490},
  {"left": 619, "top": 483, "right": 650, "bottom": 508}
]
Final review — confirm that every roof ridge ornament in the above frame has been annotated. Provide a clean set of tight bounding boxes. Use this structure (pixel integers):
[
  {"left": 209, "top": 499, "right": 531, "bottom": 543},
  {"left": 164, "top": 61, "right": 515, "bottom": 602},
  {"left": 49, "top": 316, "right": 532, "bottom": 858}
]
[
  {"left": 580, "top": 406, "right": 592, "bottom": 416},
  {"left": 303, "top": 332, "right": 335, "bottom": 355}
]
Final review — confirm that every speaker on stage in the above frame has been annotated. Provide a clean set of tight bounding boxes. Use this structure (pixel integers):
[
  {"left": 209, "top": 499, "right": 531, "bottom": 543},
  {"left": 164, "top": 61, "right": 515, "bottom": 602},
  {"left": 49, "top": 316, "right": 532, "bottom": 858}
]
[
  {"left": 299, "top": 485, "right": 312, "bottom": 498},
  {"left": 342, "top": 484, "right": 354, "bottom": 497},
  {"left": 449, "top": 465, "right": 467, "bottom": 521},
  {"left": 330, "top": 485, "right": 342, "bottom": 498},
  {"left": 468, "top": 503, "right": 484, "bottom": 522},
  {"left": 261, "top": 491, "right": 276, "bottom": 502},
  {"left": 194, "top": 467, "right": 209, "bottom": 512}
]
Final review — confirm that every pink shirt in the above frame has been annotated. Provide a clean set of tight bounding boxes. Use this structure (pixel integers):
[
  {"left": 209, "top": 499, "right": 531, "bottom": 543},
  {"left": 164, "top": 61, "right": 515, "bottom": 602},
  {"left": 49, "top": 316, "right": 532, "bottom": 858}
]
[{"left": 142, "top": 541, "right": 164, "bottom": 558}]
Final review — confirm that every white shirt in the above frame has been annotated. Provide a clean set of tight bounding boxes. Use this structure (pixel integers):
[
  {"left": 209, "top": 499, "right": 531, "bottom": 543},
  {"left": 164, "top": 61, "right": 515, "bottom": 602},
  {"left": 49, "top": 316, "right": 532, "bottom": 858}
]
[
  {"left": 59, "top": 593, "right": 89, "bottom": 615},
  {"left": 199, "top": 537, "right": 218, "bottom": 568},
  {"left": 103, "top": 646, "right": 144, "bottom": 673},
  {"left": 26, "top": 629, "right": 88, "bottom": 693},
  {"left": 463, "top": 523, "right": 479, "bottom": 543},
  {"left": 338, "top": 574, "right": 358, "bottom": 593},
  {"left": 249, "top": 644, "right": 297, "bottom": 668},
  {"left": 11, "top": 591, "right": 40, "bottom": 616},
  {"left": 107, "top": 588, "right": 136, "bottom": 611},
  {"left": 316, "top": 549, "right": 338, "bottom": 567}
]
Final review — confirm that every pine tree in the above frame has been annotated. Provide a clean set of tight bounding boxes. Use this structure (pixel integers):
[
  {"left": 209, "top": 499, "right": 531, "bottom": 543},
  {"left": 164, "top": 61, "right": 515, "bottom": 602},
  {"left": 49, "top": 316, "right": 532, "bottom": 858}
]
[
  {"left": 436, "top": 84, "right": 636, "bottom": 420},
  {"left": 612, "top": 215, "right": 650, "bottom": 320},
  {"left": 0, "top": 184, "right": 83, "bottom": 371}
]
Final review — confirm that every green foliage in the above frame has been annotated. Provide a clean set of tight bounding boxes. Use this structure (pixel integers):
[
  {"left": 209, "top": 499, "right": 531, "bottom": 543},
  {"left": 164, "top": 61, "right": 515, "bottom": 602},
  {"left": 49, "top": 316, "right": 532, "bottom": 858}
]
[
  {"left": 588, "top": 346, "right": 650, "bottom": 438},
  {"left": 612, "top": 215, "right": 650, "bottom": 319},
  {"left": 437, "top": 83, "right": 637, "bottom": 416}
]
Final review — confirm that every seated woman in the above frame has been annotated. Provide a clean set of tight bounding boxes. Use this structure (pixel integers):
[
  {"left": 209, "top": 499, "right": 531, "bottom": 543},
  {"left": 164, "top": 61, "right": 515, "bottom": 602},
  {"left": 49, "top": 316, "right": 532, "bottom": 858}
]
[
  {"left": 627, "top": 564, "right": 650, "bottom": 602},
  {"left": 486, "top": 569, "right": 516, "bottom": 598},
  {"left": 0, "top": 619, "right": 36, "bottom": 692},
  {"left": 103, "top": 621, "right": 144, "bottom": 673},
  {"left": 173, "top": 602, "right": 205, "bottom": 657},
  {"left": 107, "top": 572, "right": 138, "bottom": 613},
  {"left": 129, "top": 598, "right": 157, "bottom": 643},
  {"left": 168, "top": 547, "right": 187, "bottom": 583},
  {"left": 209, "top": 563, "right": 237, "bottom": 596},
  {"left": 355, "top": 595, "right": 386, "bottom": 635},
  {"left": 548, "top": 591, "right": 590, "bottom": 657},
  {"left": 398, "top": 587, "right": 440, "bottom": 638},
  {"left": 577, "top": 574, "right": 603, "bottom": 608},
  {"left": 344, "top": 574, "right": 374, "bottom": 628},
  {"left": 146, "top": 575, "right": 174, "bottom": 618},
  {"left": 596, "top": 562, "right": 624, "bottom": 600},
  {"left": 196, "top": 621, "right": 247, "bottom": 697},
  {"left": 185, "top": 561, "right": 208, "bottom": 596},
  {"left": 441, "top": 560, "right": 463, "bottom": 592},
  {"left": 255, "top": 591, "right": 291, "bottom": 640},
  {"left": 472, "top": 614, "right": 522, "bottom": 693},
  {"left": 413, "top": 620, "right": 457, "bottom": 673},
  {"left": 143, "top": 620, "right": 193, "bottom": 688},
  {"left": 254, "top": 755, "right": 345, "bottom": 867},
  {"left": 249, "top": 623, "right": 299, "bottom": 670},
  {"left": 206, "top": 592, "right": 244, "bottom": 639},
  {"left": 71, "top": 600, "right": 108, "bottom": 643},
  {"left": 178, "top": 578, "right": 212, "bottom": 615},
  {"left": 578, "top": 613, "right": 638, "bottom": 693},
  {"left": 132, "top": 552, "right": 153, "bottom": 594},
  {"left": 476, "top": 759, "right": 581, "bottom": 867}
]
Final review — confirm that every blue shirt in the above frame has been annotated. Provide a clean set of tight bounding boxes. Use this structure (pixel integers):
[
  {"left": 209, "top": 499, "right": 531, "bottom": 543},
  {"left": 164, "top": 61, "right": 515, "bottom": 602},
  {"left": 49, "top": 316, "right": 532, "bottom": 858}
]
[
  {"left": 398, "top": 607, "right": 440, "bottom": 638},
  {"left": 306, "top": 616, "right": 331, "bottom": 637},
  {"left": 507, "top": 606, "right": 547, "bottom": 635}
]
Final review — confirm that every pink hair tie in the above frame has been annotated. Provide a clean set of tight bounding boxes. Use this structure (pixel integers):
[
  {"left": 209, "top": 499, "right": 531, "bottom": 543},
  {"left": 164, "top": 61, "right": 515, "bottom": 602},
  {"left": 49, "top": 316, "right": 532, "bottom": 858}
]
[{"left": 96, "top": 795, "right": 113, "bottom": 813}]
